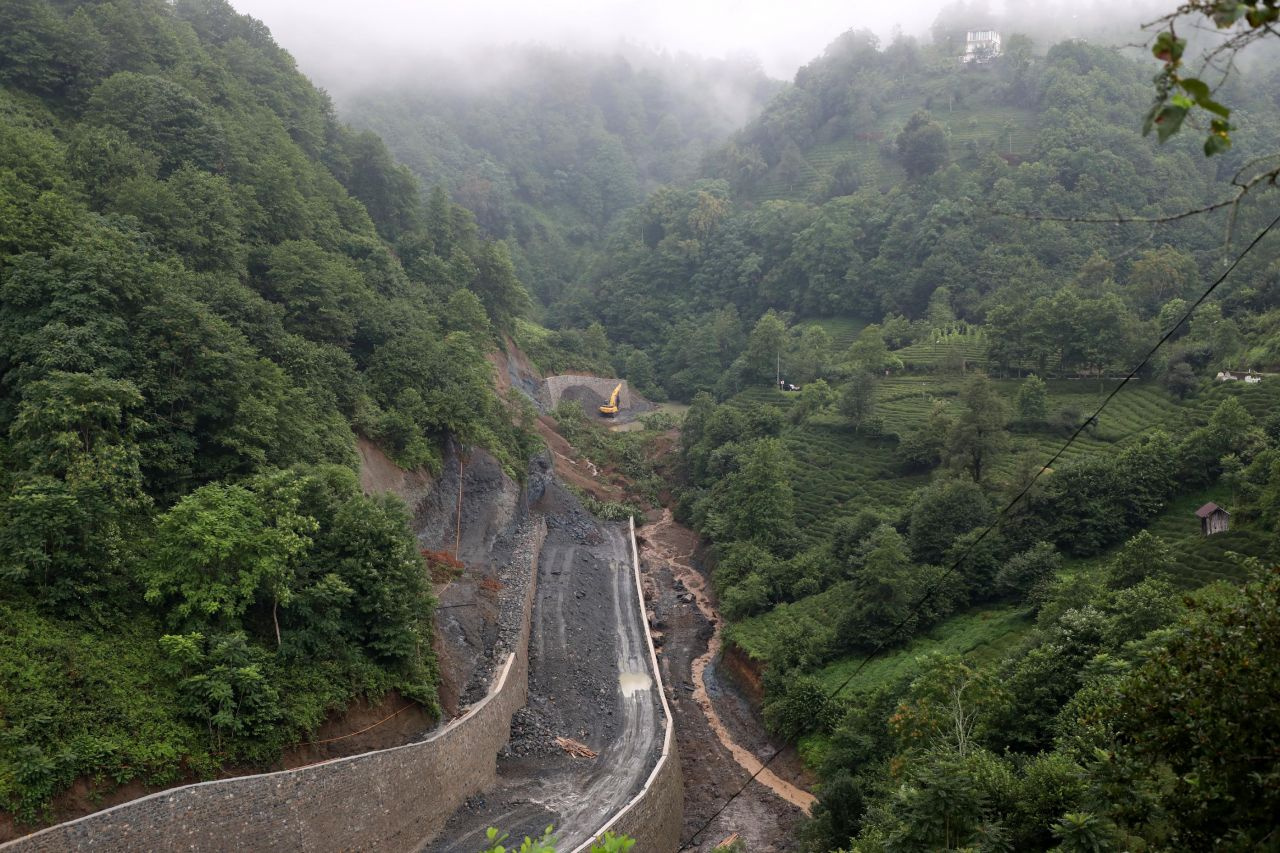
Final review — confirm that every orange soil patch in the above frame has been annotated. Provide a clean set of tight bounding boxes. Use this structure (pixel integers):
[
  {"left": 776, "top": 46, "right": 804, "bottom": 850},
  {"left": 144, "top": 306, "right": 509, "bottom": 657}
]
[
  {"left": 355, "top": 435, "right": 435, "bottom": 503},
  {"left": 535, "top": 414, "right": 628, "bottom": 503}
]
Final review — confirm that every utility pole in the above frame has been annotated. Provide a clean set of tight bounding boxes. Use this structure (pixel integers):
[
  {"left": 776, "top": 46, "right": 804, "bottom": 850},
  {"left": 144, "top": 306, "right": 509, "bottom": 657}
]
[{"left": 455, "top": 449, "right": 465, "bottom": 561}]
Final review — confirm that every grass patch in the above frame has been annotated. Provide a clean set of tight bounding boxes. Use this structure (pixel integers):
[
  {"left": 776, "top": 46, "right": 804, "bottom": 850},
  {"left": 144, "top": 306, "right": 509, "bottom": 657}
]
[
  {"left": 728, "top": 581, "right": 855, "bottom": 662},
  {"left": 813, "top": 605, "right": 1033, "bottom": 697}
]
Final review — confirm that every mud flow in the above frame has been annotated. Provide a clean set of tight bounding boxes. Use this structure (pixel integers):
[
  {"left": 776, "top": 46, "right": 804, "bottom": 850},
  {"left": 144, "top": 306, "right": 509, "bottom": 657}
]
[
  {"left": 642, "top": 509, "right": 814, "bottom": 851},
  {"left": 429, "top": 482, "right": 663, "bottom": 852}
]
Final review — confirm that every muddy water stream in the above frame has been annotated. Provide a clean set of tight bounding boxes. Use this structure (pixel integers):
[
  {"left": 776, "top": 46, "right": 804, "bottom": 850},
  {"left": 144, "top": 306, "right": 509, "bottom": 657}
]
[{"left": 642, "top": 509, "right": 817, "bottom": 814}]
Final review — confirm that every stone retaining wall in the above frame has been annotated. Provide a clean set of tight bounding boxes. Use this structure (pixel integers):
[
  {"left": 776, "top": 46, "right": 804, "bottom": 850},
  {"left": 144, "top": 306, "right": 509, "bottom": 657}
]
[
  {"left": 539, "top": 375, "right": 630, "bottom": 412},
  {"left": 2, "top": 520, "right": 548, "bottom": 853},
  {"left": 570, "top": 517, "right": 683, "bottom": 853}
]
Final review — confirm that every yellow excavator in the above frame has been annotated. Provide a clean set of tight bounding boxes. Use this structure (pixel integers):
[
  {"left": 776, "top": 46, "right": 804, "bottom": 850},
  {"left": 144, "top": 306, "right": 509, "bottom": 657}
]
[{"left": 599, "top": 383, "right": 623, "bottom": 417}]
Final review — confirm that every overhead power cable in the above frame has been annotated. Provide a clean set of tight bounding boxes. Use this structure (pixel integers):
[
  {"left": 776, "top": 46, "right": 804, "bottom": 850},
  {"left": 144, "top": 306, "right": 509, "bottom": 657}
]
[{"left": 678, "top": 209, "right": 1280, "bottom": 851}]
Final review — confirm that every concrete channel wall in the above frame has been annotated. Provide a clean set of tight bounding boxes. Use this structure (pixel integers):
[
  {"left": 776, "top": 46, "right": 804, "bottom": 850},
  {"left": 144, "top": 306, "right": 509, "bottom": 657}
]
[
  {"left": 570, "top": 517, "right": 683, "bottom": 853},
  {"left": 2, "top": 520, "right": 548, "bottom": 853}
]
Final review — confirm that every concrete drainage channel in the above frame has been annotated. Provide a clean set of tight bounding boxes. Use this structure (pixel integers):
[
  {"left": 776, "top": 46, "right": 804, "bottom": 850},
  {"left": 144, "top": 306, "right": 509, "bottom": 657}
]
[
  {"left": 566, "top": 516, "right": 682, "bottom": 853},
  {"left": 430, "top": 483, "right": 679, "bottom": 851}
]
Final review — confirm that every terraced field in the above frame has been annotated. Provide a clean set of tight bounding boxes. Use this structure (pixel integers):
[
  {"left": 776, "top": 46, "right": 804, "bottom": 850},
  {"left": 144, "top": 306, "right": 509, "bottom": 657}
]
[
  {"left": 1167, "top": 529, "right": 1272, "bottom": 587},
  {"left": 997, "top": 381, "right": 1191, "bottom": 476},
  {"left": 876, "top": 376, "right": 1188, "bottom": 477},
  {"left": 740, "top": 601, "right": 1033, "bottom": 770},
  {"left": 729, "top": 386, "right": 795, "bottom": 410},
  {"left": 785, "top": 418, "right": 929, "bottom": 545},
  {"left": 726, "top": 373, "right": 1269, "bottom": 558},
  {"left": 876, "top": 373, "right": 969, "bottom": 435},
  {"left": 1137, "top": 491, "right": 1276, "bottom": 589},
  {"left": 1049, "top": 478, "right": 1273, "bottom": 599},
  {"left": 1185, "top": 377, "right": 1280, "bottom": 423},
  {"left": 1047, "top": 381, "right": 1186, "bottom": 437},
  {"left": 813, "top": 604, "right": 1032, "bottom": 697},
  {"left": 894, "top": 334, "right": 988, "bottom": 370},
  {"left": 726, "top": 386, "right": 925, "bottom": 544},
  {"left": 720, "top": 369, "right": 1275, "bottom": 741},
  {"left": 800, "top": 316, "right": 869, "bottom": 352},
  {"left": 752, "top": 154, "right": 825, "bottom": 201},
  {"left": 937, "top": 106, "right": 1038, "bottom": 155},
  {"left": 727, "top": 580, "right": 853, "bottom": 662},
  {"left": 729, "top": 376, "right": 1198, "bottom": 542},
  {"left": 802, "top": 140, "right": 904, "bottom": 191}
]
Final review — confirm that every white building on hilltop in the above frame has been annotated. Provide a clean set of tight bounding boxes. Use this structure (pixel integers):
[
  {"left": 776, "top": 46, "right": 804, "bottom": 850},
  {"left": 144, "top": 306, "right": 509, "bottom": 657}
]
[{"left": 963, "top": 30, "right": 1002, "bottom": 64}]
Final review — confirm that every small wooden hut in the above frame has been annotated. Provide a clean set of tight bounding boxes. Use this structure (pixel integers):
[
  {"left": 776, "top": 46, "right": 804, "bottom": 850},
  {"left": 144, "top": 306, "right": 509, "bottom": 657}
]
[{"left": 1195, "top": 502, "right": 1230, "bottom": 536}]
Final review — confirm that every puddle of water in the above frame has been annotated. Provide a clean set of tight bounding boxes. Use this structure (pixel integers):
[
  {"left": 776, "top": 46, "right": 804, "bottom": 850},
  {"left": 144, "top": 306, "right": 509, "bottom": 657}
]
[{"left": 618, "top": 671, "right": 653, "bottom": 694}]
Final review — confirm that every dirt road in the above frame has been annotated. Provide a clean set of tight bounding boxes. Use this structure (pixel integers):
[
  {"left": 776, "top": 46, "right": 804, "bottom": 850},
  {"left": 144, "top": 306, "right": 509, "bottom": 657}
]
[{"left": 429, "top": 485, "right": 661, "bottom": 851}]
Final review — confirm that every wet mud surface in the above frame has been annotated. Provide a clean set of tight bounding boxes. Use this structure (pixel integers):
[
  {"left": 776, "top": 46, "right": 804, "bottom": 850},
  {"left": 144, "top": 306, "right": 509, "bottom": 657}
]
[{"left": 429, "top": 483, "right": 662, "bottom": 851}]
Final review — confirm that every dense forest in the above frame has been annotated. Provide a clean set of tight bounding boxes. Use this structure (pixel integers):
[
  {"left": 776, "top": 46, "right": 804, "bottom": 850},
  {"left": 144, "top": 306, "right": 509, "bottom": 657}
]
[
  {"left": 3, "top": 0, "right": 1280, "bottom": 848},
  {"left": 642, "top": 18, "right": 1280, "bottom": 853},
  {"left": 560, "top": 33, "right": 1279, "bottom": 382},
  {"left": 345, "top": 8, "right": 1280, "bottom": 850},
  {"left": 0, "top": 0, "right": 539, "bottom": 824},
  {"left": 342, "top": 49, "right": 781, "bottom": 312}
]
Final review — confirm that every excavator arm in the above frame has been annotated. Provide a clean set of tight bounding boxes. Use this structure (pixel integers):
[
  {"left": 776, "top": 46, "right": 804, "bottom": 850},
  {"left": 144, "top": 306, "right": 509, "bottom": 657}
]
[{"left": 599, "top": 383, "right": 623, "bottom": 416}]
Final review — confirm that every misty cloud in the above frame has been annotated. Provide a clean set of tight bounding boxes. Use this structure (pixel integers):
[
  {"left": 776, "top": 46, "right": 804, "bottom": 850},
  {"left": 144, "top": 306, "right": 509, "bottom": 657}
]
[
  {"left": 231, "top": 0, "right": 1179, "bottom": 95},
  {"left": 233, "top": 0, "right": 958, "bottom": 88}
]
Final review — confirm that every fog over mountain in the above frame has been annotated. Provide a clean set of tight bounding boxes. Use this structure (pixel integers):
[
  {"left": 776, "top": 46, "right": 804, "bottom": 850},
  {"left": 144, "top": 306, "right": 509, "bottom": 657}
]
[{"left": 231, "top": 0, "right": 1175, "bottom": 92}]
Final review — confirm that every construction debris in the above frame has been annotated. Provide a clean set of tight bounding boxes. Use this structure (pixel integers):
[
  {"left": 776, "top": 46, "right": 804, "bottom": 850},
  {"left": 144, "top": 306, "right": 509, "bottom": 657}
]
[{"left": 554, "top": 736, "right": 598, "bottom": 759}]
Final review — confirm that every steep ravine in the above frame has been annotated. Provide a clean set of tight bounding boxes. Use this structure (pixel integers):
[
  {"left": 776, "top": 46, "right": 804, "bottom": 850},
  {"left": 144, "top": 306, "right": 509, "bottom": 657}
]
[
  {"left": 640, "top": 509, "right": 815, "bottom": 851},
  {"left": 358, "top": 430, "right": 668, "bottom": 850}
]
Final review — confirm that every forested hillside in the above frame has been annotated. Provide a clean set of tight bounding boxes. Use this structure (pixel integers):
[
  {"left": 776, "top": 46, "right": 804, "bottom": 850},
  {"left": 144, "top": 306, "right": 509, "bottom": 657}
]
[
  {"left": 610, "top": 22, "right": 1280, "bottom": 853},
  {"left": 329, "top": 10, "right": 1276, "bottom": 849},
  {"left": 0, "top": 0, "right": 538, "bottom": 827},
  {"left": 4, "top": 0, "right": 1280, "bottom": 847},
  {"left": 559, "top": 32, "right": 1280, "bottom": 385},
  {"left": 341, "top": 49, "right": 780, "bottom": 310}
]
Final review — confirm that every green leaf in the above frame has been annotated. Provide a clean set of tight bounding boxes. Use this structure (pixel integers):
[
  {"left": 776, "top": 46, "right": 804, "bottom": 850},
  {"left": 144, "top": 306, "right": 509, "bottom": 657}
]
[
  {"left": 1210, "top": 1, "right": 1247, "bottom": 26},
  {"left": 1204, "top": 131, "right": 1233, "bottom": 157},
  {"left": 1154, "top": 104, "right": 1189, "bottom": 142},
  {"left": 1152, "top": 32, "right": 1186, "bottom": 64},
  {"left": 1178, "top": 78, "right": 1231, "bottom": 118},
  {"left": 1246, "top": 5, "right": 1280, "bottom": 27},
  {"left": 1199, "top": 98, "right": 1231, "bottom": 118},
  {"left": 1179, "top": 78, "right": 1211, "bottom": 101}
]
